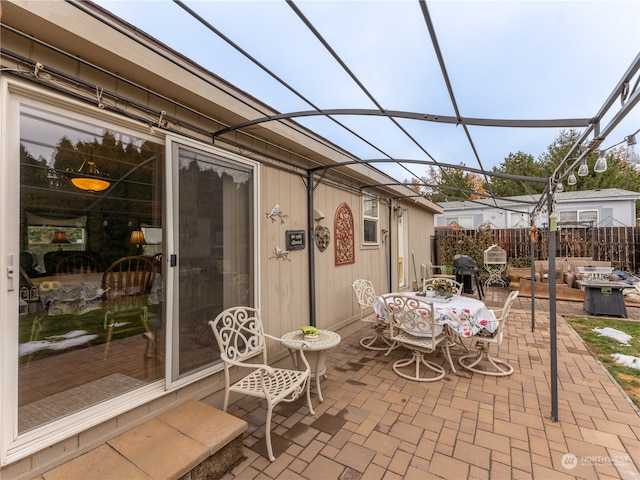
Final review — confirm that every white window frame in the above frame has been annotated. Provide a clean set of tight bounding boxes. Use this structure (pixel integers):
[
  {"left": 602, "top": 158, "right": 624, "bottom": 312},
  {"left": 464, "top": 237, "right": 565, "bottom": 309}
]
[
  {"left": 446, "top": 216, "right": 473, "bottom": 229},
  {"left": 559, "top": 210, "right": 598, "bottom": 226},
  {"left": 362, "top": 193, "right": 379, "bottom": 245}
]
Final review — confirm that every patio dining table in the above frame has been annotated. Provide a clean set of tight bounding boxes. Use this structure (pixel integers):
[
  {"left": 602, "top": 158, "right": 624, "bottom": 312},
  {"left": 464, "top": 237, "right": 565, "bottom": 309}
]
[{"left": 374, "top": 291, "right": 498, "bottom": 338}]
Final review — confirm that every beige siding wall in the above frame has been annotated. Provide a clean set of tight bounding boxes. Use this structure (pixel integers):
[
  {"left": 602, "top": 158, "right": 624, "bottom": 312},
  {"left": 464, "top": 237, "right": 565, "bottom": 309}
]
[{"left": 0, "top": 4, "right": 438, "bottom": 477}]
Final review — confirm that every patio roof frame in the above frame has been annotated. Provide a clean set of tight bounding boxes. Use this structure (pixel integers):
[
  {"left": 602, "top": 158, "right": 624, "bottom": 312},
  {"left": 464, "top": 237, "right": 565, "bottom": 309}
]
[{"left": 5, "top": 0, "right": 640, "bottom": 426}]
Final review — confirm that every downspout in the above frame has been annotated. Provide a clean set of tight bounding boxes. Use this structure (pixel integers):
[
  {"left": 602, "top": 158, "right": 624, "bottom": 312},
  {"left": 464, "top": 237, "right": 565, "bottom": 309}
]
[
  {"left": 388, "top": 200, "right": 393, "bottom": 293},
  {"left": 308, "top": 170, "right": 316, "bottom": 327}
]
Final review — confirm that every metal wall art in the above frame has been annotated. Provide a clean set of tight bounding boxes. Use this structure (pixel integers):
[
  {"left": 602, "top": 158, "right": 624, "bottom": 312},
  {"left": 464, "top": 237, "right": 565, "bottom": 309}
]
[
  {"left": 334, "top": 202, "right": 355, "bottom": 265},
  {"left": 269, "top": 247, "right": 291, "bottom": 261},
  {"left": 315, "top": 225, "right": 330, "bottom": 252},
  {"left": 265, "top": 203, "right": 287, "bottom": 223}
]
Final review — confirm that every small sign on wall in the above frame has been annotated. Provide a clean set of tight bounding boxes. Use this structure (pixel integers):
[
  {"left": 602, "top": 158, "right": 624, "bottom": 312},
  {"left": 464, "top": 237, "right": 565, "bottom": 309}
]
[{"left": 285, "top": 230, "right": 305, "bottom": 251}]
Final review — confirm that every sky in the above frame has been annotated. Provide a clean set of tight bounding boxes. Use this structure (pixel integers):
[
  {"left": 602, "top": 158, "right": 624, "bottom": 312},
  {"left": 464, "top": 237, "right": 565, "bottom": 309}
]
[{"left": 94, "top": 0, "right": 640, "bottom": 184}]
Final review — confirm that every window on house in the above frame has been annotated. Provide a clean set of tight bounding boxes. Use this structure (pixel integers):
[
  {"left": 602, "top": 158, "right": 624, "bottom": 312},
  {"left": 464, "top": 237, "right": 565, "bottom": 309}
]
[
  {"left": 446, "top": 216, "right": 473, "bottom": 229},
  {"left": 363, "top": 194, "right": 379, "bottom": 244},
  {"left": 578, "top": 210, "right": 598, "bottom": 225},
  {"left": 559, "top": 210, "right": 597, "bottom": 226}
]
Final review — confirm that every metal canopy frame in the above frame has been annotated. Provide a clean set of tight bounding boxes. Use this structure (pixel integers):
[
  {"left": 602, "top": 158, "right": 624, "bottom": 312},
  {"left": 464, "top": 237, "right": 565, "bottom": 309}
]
[
  {"left": 179, "top": 0, "right": 640, "bottom": 424},
  {"left": 4, "top": 0, "right": 639, "bottom": 424}
]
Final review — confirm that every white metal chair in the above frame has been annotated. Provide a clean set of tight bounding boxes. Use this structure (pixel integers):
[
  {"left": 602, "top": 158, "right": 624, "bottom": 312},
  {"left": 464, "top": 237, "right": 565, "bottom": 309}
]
[
  {"left": 457, "top": 290, "right": 519, "bottom": 376},
  {"left": 383, "top": 294, "right": 456, "bottom": 382},
  {"left": 209, "top": 306, "right": 315, "bottom": 461},
  {"left": 424, "top": 262, "right": 457, "bottom": 281},
  {"left": 352, "top": 279, "right": 393, "bottom": 351},
  {"left": 423, "top": 277, "right": 463, "bottom": 296}
]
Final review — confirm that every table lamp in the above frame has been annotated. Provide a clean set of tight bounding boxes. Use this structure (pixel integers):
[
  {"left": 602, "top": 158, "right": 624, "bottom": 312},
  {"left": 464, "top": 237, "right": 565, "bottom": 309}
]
[{"left": 51, "top": 231, "right": 71, "bottom": 251}]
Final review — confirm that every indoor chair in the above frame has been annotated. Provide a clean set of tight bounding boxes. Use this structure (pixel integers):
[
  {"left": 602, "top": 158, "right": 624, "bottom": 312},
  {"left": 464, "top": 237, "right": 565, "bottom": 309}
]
[{"left": 102, "top": 255, "right": 156, "bottom": 359}]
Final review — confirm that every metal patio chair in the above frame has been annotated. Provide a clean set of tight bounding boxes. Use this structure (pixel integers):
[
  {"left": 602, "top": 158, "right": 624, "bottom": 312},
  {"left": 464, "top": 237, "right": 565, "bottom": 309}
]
[
  {"left": 352, "top": 279, "right": 393, "bottom": 351},
  {"left": 458, "top": 290, "right": 519, "bottom": 376},
  {"left": 209, "top": 306, "right": 315, "bottom": 462}
]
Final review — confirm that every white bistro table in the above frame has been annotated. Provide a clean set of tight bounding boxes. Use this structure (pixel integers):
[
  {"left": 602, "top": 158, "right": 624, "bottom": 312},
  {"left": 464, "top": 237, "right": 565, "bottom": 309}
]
[{"left": 282, "top": 329, "right": 341, "bottom": 402}]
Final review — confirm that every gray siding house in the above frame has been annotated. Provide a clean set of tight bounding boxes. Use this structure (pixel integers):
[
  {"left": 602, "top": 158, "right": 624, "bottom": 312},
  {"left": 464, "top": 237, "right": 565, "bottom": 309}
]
[{"left": 435, "top": 189, "right": 639, "bottom": 229}]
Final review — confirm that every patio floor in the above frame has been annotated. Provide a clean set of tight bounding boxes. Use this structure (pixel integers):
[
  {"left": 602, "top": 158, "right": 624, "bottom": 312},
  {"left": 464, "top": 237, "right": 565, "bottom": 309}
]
[{"left": 220, "top": 286, "right": 640, "bottom": 480}]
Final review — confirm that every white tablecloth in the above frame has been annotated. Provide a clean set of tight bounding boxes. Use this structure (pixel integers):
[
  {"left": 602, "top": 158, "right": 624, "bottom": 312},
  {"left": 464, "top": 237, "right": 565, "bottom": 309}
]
[
  {"left": 35, "top": 274, "right": 163, "bottom": 316},
  {"left": 374, "top": 292, "right": 498, "bottom": 337}
]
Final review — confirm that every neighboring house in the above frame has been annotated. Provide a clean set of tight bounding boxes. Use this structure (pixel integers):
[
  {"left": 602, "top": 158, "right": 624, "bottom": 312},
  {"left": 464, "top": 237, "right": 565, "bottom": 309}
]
[
  {"left": 435, "top": 189, "right": 640, "bottom": 229},
  {"left": 0, "top": 2, "right": 441, "bottom": 477}
]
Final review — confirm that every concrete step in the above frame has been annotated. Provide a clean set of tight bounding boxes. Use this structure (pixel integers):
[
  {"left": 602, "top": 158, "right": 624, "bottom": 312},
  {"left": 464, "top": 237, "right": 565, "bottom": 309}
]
[{"left": 38, "top": 400, "right": 247, "bottom": 480}]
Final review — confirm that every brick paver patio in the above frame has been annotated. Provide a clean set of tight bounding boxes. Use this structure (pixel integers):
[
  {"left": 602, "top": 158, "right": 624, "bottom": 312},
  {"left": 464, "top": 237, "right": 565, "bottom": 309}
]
[{"left": 221, "top": 287, "right": 640, "bottom": 480}]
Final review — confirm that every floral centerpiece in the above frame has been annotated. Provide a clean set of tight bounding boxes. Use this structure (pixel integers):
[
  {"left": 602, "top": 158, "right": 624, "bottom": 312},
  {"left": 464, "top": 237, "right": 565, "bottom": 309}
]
[
  {"left": 429, "top": 279, "right": 456, "bottom": 299},
  {"left": 39, "top": 280, "right": 61, "bottom": 292}
]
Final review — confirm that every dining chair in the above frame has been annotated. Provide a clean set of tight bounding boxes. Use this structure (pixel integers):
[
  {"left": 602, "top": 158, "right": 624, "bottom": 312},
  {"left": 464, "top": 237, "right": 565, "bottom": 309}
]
[
  {"left": 422, "top": 277, "right": 463, "bottom": 296},
  {"left": 56, "top": 253, "right": 103, "bottom": 274},
  {"left": 352, "top": 279, "right": 393, "bottom": 351},
  {"left": 209, "top": 306, "right": 315, "bottom": 462},
  {"left": 457, "top": 290, "right": 519, "bottom": 376},
  {"left": 382, "top": 294, "right": 456, "bottom": 382},
  {"left": 102, "top": 255, "right": 156, "bottom": 359},
  {"left": 424, "top": 262, "right": 457, "bottom": 280}
]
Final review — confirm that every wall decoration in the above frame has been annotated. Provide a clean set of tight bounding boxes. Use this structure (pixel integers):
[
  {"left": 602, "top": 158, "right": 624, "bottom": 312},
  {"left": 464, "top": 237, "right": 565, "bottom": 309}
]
[
  {"left": 269, "top": 247, "right": 291, "bottom": 261},
  {"left": 315, "top": 226, "right": 330, "bottom": 252},
  {"left": 285, "top": 230, "right": 305, "bottom": 250},
  {"left": 334, "top": 202, "right": 355, "bottom": 265},
  {"left": 265, "top": 203, "right": 287, "bottom": 223}
]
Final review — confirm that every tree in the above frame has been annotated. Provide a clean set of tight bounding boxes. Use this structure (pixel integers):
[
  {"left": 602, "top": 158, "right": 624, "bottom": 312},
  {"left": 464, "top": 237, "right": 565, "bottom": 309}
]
[
  {"left": 485, "top": 151, "right": 546, "bottom": 197},
  {"left": 487, "top": 129, "right": 640, "bottom": 198},
  {"left": 420, "top": 164, "right": 485, "bottom": 203}
]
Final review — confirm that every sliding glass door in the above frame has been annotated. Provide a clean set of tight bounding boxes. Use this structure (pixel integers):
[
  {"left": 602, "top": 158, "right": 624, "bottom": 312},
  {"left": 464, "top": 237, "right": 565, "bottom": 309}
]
[{"left": 171, "top": 141, "right": 255, "bottom": 380}]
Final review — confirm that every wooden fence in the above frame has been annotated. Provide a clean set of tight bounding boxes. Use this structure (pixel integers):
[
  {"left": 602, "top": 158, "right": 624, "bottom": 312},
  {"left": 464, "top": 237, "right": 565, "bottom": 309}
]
[{"left": 433, "top": 226, "right": 640, "bottom": 274}]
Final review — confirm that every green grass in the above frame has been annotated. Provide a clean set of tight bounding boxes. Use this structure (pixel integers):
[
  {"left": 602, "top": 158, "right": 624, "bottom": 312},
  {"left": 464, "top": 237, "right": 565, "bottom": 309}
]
[{"left": 565, "top": 316, "right": 640, "bottom": 409}]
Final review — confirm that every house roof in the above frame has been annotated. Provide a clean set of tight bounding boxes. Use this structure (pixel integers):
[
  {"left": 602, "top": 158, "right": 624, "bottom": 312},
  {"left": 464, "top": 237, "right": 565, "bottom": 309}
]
[{"left": 438, "top": 188, "right": 640, "bottom": 212}]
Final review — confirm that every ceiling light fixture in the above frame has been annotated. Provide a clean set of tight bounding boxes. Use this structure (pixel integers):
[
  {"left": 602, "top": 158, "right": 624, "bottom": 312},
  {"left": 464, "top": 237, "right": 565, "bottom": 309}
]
[{"left": 68, "top": 148, "right": 110, "bottom": 192}]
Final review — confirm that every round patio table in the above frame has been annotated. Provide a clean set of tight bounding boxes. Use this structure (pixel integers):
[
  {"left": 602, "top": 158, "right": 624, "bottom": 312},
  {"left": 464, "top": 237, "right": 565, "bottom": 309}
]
[{"left": 282, "top": 329, "right": 341, "bottom": 402}]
